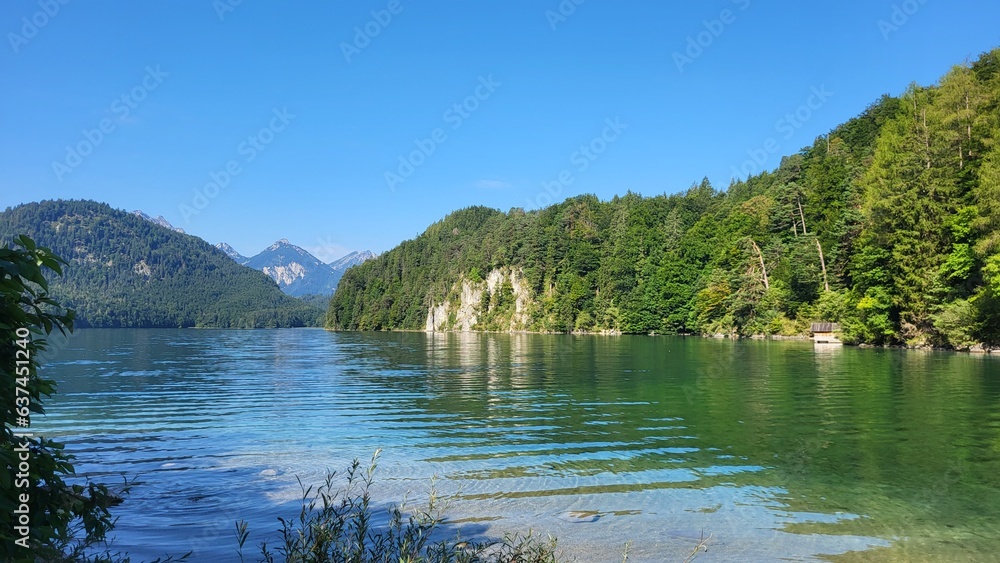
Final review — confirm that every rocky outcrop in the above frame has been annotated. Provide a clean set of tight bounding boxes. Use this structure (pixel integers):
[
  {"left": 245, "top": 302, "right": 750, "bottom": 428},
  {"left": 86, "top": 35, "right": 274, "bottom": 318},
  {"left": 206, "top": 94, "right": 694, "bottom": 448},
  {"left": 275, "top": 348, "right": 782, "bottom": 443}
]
[
  {"left": 485, "top": 268, "right": 532, "bottom": 331},
  {"left": 133, "top": 260, "right": 151, "bottom": 277},
  {"left": 424, "top": 279, "right": 483, "bottom": 332},
  {"left": 261, "top": 262, "right": 309, "bottom": 288},
  {"left": 425, "top": 267, "right": 535, "bottom": 332},
  {"left": 425, "top": 303, "right": 450, "bottom": 332}
]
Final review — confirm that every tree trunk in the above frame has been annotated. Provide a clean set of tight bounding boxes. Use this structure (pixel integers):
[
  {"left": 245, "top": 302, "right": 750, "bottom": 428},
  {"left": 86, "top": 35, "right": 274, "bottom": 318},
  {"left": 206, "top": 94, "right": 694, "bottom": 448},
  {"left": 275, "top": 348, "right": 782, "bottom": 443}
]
[
  {"left": 958, "top": 101, "right": 965, "bottom": 169},
  {"left": 816, "top": 238, "right": 830, "bottom": 293},
  {"left": 966, "top": 89, "right": 974, "bottom": 160},
  {"left": 797, "top": 197, "right": 808, "bottom": 235},
  {"left": 749, "top": 239, "right": 769, "bottom": 290},
  {"left": 966, "top": 90, "right": 972, "bottom": 142},
  {"left": 922, "top": 108, "right": 932, "bottom": 169}
]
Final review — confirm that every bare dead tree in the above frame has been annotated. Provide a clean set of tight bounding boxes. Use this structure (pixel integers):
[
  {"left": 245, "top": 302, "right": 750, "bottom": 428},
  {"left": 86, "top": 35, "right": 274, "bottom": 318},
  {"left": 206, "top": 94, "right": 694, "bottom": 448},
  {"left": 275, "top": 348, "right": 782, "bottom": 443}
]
[
  {"left": 816, "top": 237, "right": 830, "bottom": 292},
  {"left": 747, "top": 238, "right": 769, "bottom": 290},
  {"left": 797, "top": 196, "right": 808, "bottom": 235}
]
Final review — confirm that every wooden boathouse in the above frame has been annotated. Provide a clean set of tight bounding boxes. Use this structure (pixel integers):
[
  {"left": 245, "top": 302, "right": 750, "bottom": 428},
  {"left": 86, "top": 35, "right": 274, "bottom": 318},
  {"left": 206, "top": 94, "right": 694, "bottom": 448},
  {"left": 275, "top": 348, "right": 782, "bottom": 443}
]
[{"left": 811, "top": 322, "right": 842, "bottom": 345}]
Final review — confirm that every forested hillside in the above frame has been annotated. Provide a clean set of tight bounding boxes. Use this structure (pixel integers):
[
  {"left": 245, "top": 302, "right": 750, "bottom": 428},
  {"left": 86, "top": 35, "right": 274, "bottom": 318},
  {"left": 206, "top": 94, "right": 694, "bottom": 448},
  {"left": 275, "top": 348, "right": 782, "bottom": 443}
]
[
  {"left": 0, "top": 200, "right": 322, "bottom": 328},
  {"left": 329, "top": 49, "right": 1000, "bottom": 348}
]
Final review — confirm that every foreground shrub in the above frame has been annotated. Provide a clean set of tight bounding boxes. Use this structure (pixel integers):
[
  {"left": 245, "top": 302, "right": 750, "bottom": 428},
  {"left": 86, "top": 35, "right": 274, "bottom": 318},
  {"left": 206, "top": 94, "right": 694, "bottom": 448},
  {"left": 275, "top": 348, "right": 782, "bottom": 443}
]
[
  {"left": 1, "top": 235, "right": 128, "bottom": 562},
  {"left": 236, "top": 451, "right": 558, "bottom": 563}
]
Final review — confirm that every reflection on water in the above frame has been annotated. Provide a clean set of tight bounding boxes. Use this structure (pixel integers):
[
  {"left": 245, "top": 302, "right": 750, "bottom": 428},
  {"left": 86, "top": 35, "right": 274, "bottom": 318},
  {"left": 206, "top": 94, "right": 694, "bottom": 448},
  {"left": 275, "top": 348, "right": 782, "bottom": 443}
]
[{"left": 36, "top": 329, "right": 1000, "bottom": 562}]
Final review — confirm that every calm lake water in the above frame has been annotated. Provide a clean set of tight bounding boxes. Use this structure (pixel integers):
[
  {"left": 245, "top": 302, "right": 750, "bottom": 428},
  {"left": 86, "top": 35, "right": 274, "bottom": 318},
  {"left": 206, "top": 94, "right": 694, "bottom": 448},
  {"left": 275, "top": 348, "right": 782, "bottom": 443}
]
[{"left": 35, "top": 329, "right": 1000, "bottom": 562}]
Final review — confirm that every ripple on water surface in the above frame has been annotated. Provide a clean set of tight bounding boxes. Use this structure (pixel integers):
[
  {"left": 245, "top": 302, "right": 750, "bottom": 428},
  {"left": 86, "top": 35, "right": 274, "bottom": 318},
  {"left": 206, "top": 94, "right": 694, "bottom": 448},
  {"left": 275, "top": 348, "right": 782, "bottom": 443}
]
[{"left": 35, "top": 330, "right": 1000, "bottom": 562}]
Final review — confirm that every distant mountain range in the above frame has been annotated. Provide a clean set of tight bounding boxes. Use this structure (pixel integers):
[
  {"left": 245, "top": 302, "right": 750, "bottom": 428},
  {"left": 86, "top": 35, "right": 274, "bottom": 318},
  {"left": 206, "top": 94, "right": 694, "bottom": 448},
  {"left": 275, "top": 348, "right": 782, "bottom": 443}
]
[
  {"left": 127, "top": 211, "right": 374, "bottom": 297},
  {"left": 215, "top": 240, "right": 374, "bottom": 297},
  {"left": 1, "top": 200, "right": 322, "bottom": 328}
]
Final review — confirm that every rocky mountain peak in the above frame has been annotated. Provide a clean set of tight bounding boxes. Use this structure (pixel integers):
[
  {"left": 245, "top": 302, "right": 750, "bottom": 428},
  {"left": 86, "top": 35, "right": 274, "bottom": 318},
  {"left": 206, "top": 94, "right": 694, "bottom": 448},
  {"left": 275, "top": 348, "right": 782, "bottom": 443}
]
[
  {"left": 329, "top": 250, "right": 377, "bottom": 271},
  {"left": 218, "top": 239, "right": 376, "bottom": 297},
  {"left": 267, "top": 238, "right": 294, "bottom": 251},
  {"left": 215, "top": 242, "right": 249, "bottom": 265},
  {"left": 133, "top": 210, "right": 185, "bottom": 234}
]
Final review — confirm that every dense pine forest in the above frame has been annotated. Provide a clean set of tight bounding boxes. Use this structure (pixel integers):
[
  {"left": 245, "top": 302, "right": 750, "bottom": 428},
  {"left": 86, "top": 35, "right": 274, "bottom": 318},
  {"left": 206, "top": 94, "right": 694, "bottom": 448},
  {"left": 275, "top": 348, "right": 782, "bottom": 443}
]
[
  {"left": 0, "top": 200, "right": 322, "bottom": 328},
  {"left": 329, "top": 49, "right": 1000, "bottom": 349}
]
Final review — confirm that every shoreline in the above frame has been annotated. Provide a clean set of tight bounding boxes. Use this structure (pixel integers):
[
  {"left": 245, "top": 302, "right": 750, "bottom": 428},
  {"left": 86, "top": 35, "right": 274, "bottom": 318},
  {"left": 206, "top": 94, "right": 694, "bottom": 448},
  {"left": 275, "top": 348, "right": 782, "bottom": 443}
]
[
  {"left": 323, "top": 326, "right": 999, "bottom": 355},
  {"left": 68, "top": 325, "right": 999, "bottom": 354}
]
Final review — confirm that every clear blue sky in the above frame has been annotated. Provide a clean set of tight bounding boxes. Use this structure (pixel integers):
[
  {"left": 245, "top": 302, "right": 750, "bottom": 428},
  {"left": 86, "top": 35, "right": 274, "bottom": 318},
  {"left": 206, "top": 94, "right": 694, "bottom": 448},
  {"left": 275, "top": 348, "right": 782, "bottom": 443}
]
[{"left": 2, "top": 1, "right": 999, "bottom": 260}]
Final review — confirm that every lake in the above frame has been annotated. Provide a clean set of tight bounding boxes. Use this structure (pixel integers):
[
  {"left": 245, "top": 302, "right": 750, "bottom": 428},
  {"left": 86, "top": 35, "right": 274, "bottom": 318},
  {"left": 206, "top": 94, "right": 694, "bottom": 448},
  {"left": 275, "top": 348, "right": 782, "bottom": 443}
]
[{"left": 35, "top": 329, "right": 1000, "bottom": 562}]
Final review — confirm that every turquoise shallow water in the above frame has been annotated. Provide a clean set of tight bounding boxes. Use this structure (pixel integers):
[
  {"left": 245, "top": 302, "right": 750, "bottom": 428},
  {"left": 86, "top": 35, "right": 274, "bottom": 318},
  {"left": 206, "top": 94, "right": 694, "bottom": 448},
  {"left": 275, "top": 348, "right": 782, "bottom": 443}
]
[{"left": 35, "top": 329, "right": 1000, "bottom": 561}]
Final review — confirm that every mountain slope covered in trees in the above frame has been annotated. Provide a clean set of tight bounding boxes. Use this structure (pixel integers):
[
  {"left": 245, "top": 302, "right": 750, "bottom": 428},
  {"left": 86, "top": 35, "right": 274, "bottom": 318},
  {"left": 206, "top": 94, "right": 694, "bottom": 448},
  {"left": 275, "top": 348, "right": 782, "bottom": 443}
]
[
  {"left": 329, "top": 49, "right": 1000, "bottom": 348},
  {"left": 0, "top": 200, "right": 322, "bottom": 328}
]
